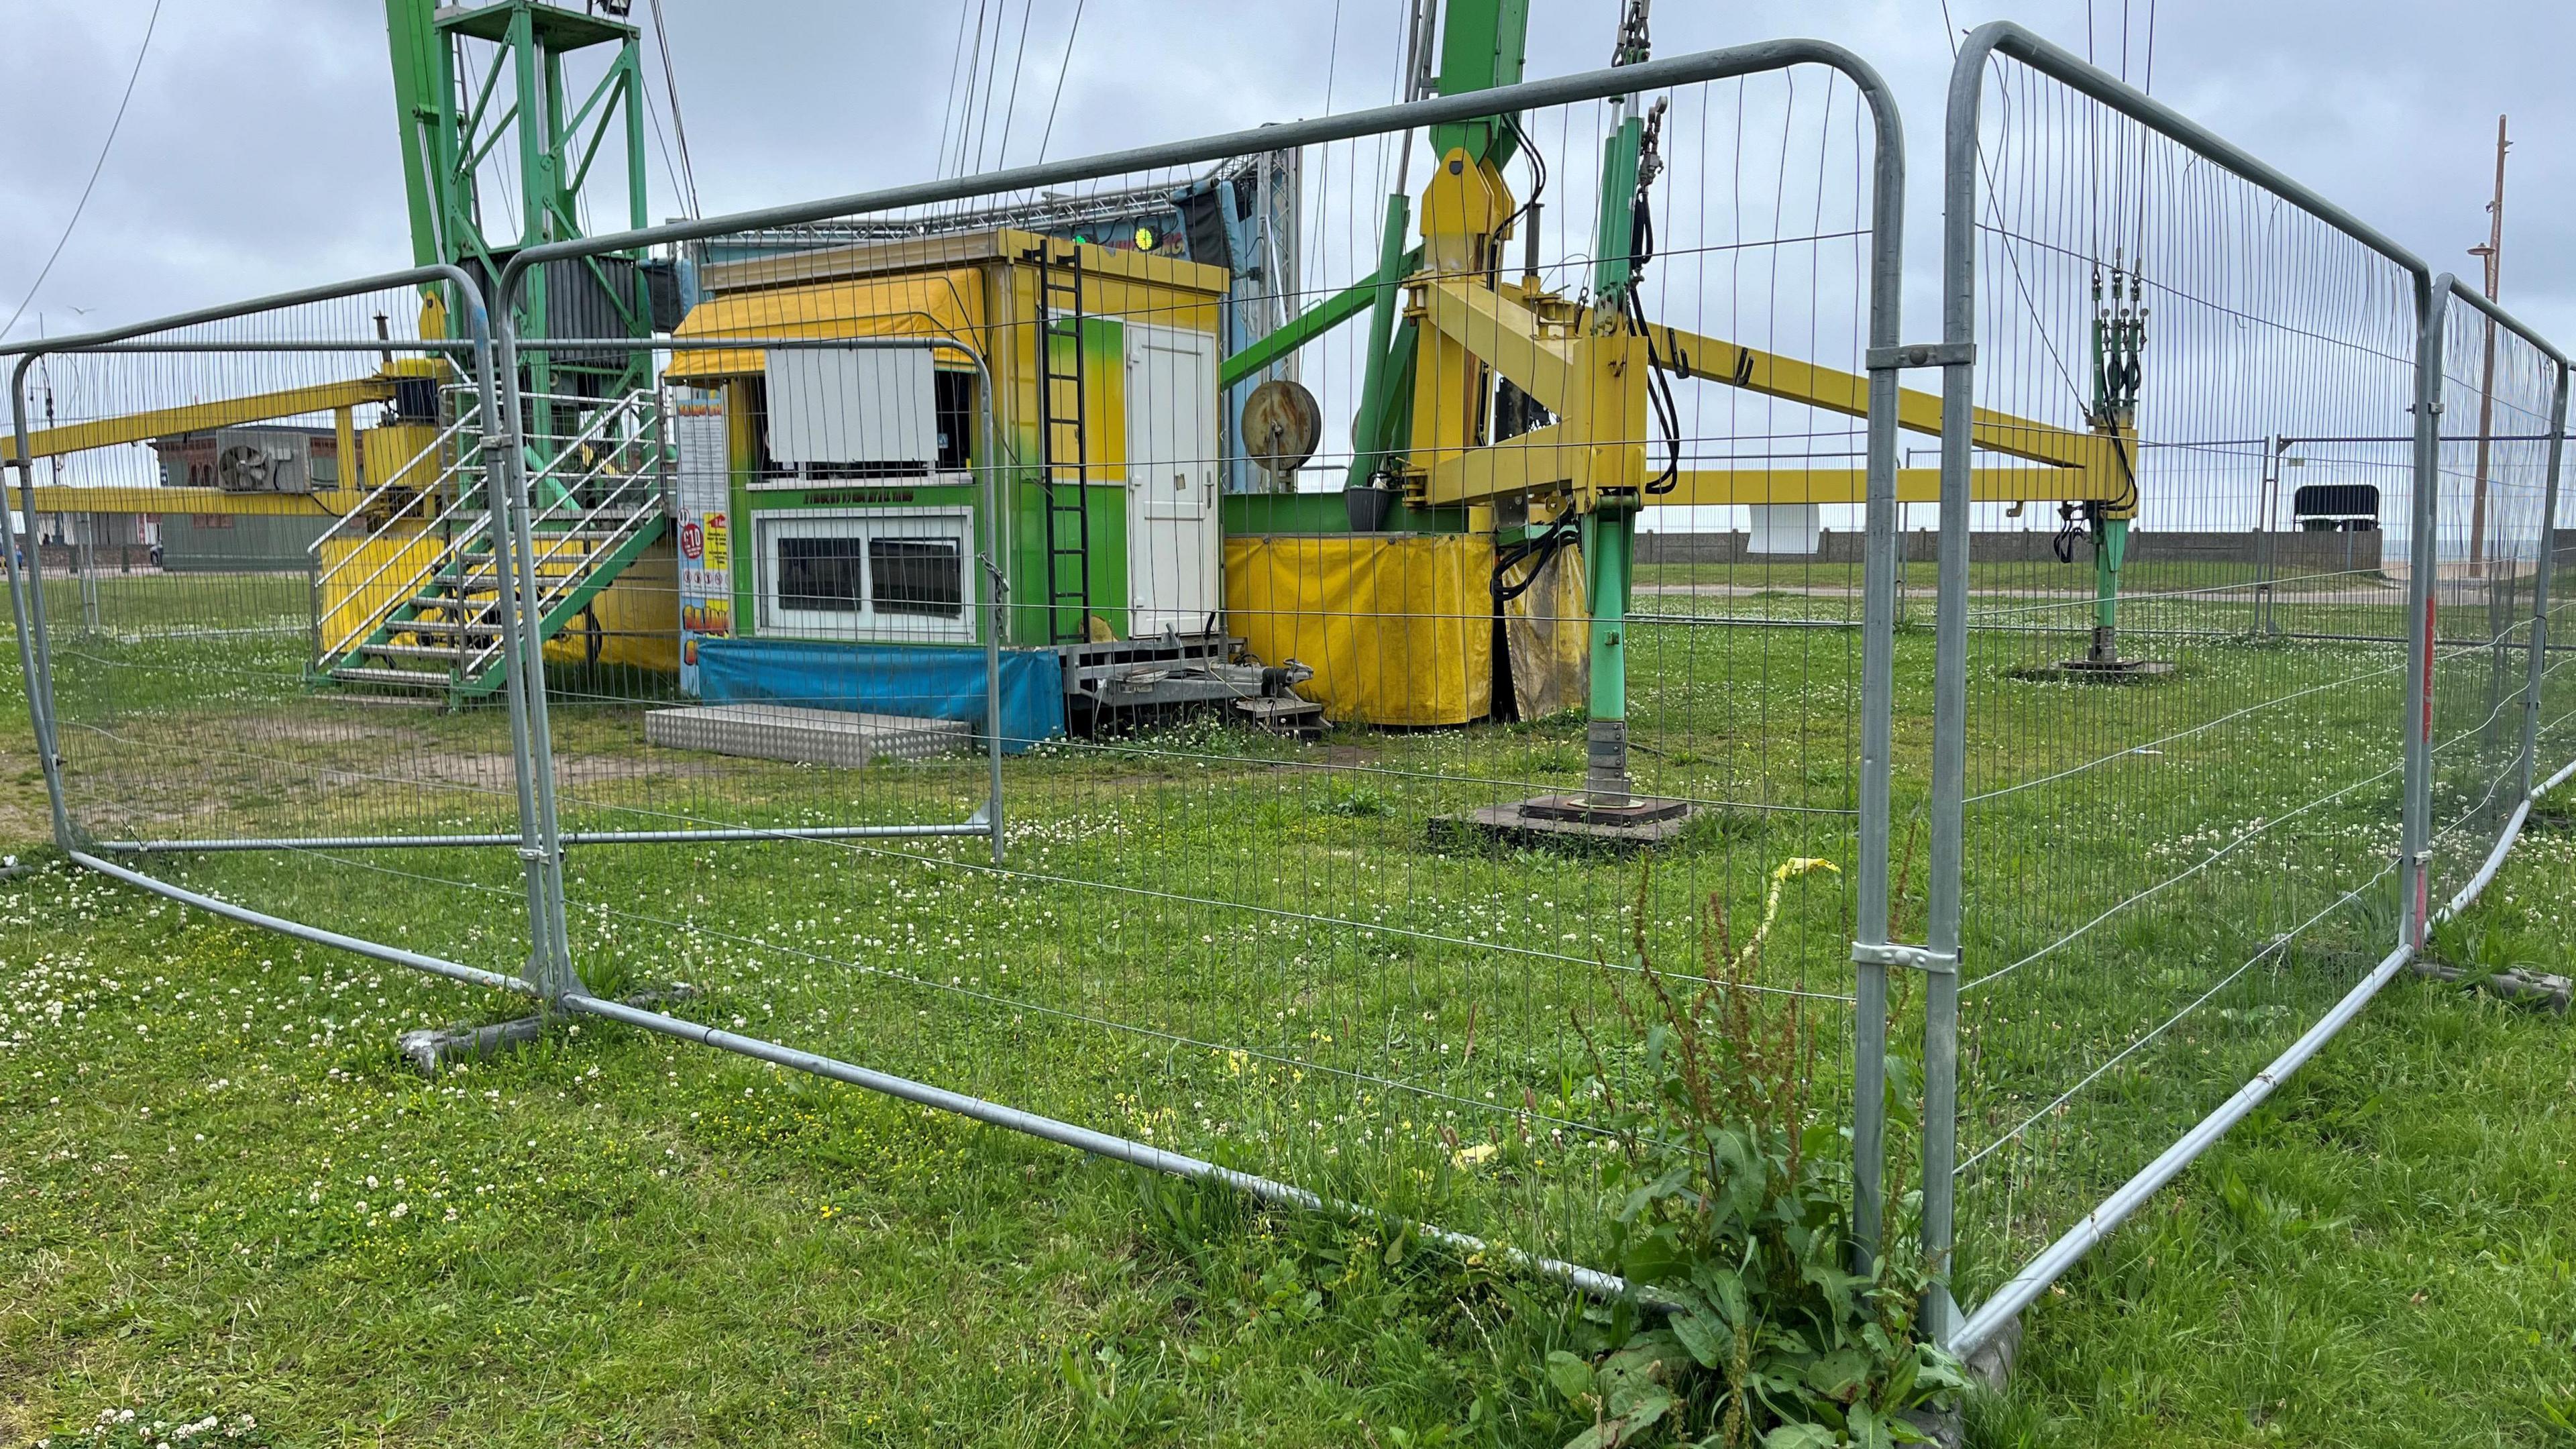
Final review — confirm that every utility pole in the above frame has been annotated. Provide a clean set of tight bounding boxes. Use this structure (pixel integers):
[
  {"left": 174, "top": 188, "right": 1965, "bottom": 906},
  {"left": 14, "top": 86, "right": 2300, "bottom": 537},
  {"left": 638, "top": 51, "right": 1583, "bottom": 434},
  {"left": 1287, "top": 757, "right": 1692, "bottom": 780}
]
[{"left": 2467, "top": 114, "right": 2508, "bottom": 580}]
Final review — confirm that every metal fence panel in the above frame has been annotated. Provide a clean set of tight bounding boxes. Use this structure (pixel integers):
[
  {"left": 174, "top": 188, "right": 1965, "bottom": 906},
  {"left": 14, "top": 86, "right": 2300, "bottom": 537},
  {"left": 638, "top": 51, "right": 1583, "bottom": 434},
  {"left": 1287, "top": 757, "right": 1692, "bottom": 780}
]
[
  {"left": 2, "top": 269, "right": 568, "bottom": 999},
  {"left": 478, "top": 48, "right": 1911, "bottom": 1279},
  {"left": 1925, "top": 23, "right": 2468, "bottom": 1348}
]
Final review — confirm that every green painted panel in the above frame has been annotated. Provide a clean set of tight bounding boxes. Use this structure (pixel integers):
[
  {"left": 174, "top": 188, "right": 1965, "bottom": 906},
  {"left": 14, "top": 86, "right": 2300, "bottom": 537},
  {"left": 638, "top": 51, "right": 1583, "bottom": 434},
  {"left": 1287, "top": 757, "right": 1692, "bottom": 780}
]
[{"left": 1220, "top": 493, "right": 1470, "bottom": 536}]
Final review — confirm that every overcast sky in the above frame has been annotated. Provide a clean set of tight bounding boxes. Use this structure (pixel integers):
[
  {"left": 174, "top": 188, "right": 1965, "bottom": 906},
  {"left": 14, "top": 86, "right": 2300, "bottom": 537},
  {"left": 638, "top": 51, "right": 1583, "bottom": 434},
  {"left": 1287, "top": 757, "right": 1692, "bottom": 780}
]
[{"left": 3, "top": 1, "right": 2570, "bottom": 350}]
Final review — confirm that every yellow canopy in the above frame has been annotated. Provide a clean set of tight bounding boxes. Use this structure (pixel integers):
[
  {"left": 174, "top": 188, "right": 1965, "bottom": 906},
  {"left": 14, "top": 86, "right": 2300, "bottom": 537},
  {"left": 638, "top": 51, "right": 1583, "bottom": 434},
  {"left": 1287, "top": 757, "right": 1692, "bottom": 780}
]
[{"left": 665, "top": 268, "right": 987, "bottom": 381}]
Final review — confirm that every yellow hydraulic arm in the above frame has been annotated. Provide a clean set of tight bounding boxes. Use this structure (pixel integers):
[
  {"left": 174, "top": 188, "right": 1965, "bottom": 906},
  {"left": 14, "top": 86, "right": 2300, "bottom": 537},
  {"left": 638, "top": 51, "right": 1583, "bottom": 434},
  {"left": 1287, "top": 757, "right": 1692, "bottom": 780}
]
[
  {"left": 2, "top": 378, "right": 394, "bottom": 463},
  {"left": 4, "top": 376, "right": 396, "bottom": 517},
  {"left": 1408, "top": 278, "right": 2125, "bottom": 508}
]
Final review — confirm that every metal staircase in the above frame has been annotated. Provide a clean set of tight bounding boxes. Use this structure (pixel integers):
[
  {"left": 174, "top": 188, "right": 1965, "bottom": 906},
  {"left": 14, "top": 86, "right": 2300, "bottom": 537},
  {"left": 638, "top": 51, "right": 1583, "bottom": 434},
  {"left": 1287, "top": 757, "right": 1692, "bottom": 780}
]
[
  {"left": 311, "top": 384, "right": 669, "bottom": 704},
  {"left": 1032, "top": 241, "right": 1094, "bottom": 644}
]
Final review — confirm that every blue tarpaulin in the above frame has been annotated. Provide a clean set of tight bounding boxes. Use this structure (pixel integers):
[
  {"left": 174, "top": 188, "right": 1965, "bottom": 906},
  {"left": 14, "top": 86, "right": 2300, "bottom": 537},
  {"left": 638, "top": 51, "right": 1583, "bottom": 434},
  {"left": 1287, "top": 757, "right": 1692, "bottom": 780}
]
[{"left": 696, "top": 638, "right": 1065, "bottom": 752}]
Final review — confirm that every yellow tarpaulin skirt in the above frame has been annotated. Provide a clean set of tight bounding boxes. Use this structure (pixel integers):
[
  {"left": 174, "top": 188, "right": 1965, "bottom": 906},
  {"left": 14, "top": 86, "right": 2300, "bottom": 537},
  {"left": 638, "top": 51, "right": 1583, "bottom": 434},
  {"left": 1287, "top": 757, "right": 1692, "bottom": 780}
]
[
  {"left": 1224, "top": 534, "right": 1493, "bottom": 727},
  {"left": 1500, "top": 542, "right": 1589, "bottom": 721}
]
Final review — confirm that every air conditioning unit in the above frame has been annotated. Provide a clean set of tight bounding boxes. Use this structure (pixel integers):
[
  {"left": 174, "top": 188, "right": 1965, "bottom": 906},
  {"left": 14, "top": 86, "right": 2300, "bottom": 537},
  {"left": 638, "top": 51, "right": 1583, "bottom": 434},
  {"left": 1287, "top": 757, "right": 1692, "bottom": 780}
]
[{"left": 213, "top": 427, "right": 324, "bottom": 494}]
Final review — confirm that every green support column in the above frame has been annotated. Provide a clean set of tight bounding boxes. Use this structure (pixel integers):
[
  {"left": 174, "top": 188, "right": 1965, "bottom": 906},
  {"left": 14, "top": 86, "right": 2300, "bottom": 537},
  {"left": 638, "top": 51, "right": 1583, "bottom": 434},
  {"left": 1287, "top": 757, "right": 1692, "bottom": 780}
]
[
  {"left": 1344, "top": 195, "right": 1415, "bottom": 494},
  {"left": 2093, "top": 515, "right": 2129, "bottom": 661},
  {"left": 1582, "top": 501, "right": 1638, "bottom": 806}
]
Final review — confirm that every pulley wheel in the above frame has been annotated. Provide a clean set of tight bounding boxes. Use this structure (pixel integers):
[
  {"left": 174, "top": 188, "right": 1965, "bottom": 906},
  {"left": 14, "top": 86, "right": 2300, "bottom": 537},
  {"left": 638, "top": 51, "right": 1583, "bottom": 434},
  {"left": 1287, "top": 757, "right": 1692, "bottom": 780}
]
[{"left": 1242, "top": 377, "right": 1323, "bottom": 480}]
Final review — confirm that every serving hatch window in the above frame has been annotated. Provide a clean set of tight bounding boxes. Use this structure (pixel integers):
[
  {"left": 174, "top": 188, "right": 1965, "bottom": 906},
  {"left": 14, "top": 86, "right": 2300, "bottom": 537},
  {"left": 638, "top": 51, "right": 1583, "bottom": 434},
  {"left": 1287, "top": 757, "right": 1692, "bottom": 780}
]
[
  {"left": 869, "top": 537, "right": 964, "bottom": 617},
  {"left": 754, "top": 506, "right": 974, "bottom": 643}
]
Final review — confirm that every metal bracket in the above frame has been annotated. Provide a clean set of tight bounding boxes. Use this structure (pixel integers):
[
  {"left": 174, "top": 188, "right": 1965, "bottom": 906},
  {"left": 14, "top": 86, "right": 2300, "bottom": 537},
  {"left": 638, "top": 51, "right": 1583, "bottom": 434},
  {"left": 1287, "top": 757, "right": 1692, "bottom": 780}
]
[
  {"left": 515, "top": 846, "right": 552, "bottom": 865},
  {"left": 1851, "top": 941, "right": 1959, "bottom": 975},
  {"left": 1866, "top": 341, "right": 1976, "bottom": 372}
]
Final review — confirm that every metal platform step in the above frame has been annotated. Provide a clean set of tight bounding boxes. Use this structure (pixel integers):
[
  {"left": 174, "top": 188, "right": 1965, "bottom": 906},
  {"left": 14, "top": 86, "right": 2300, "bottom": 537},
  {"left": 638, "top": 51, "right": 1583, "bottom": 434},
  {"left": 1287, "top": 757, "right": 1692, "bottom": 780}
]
[
  {"left": 398, "top": 617, "right": 500, "bottom": 636},
  {"left": 328, "top": 666, "right": 457, "bottom": 690},
  {"left": 644, "top": 704, "right": 969, "bottom": 768},
  {"left": 357, "top": 641, "right": 472, "bottom": 661}
]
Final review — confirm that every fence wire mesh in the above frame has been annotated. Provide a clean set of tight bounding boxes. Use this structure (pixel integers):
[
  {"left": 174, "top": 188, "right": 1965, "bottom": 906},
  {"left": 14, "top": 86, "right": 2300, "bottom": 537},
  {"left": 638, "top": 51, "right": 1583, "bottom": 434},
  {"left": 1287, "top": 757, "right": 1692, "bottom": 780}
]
[
  {"left": 1936, "top": 47, "right": 2435, "bottom": 1318},
  {"left": 5, "top": 286, "right": 562, "bottom": 1002},
  {"left": 2425, "top": 289, "right": 2559, "bottom": 907},
  {"left": 13, "top": 24, "right": 2576, "bottom": 1354},
  {"left": 488, "top": 61, "right": 1899, "bottom": 1272}
]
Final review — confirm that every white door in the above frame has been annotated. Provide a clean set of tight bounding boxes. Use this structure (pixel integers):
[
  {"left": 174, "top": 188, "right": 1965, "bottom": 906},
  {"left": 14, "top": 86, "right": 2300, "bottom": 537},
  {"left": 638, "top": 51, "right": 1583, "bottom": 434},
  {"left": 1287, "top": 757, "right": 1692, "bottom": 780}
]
[{"left": 1123, "top": 325, "right": 1222, "bottom": 636}]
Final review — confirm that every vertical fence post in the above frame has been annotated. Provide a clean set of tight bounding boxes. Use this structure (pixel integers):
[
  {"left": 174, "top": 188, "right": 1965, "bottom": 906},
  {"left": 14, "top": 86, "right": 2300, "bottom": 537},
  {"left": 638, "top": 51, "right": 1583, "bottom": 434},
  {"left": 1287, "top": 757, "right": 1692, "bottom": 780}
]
[
  {"left": 1916, "top": 30, "right": 2009, "bottom": 1347},
  {"left": 470, "top": 291, "right": 577, "bottom": 1000},
  {"left": 979, "top": 362, "right": 1008, "bottom": 865},
  {"left": 2400, "top": 278, "right": 2451, "bottom": 951},
  {"left": 1847, "top": 64, "right": 1908, "bottom": 1279},
  {"left": 2519, "top": 361, "right": 2568, "bottom": 802},
  {"left": 7, "top": 366, "right": 74, "bottom": 851}
]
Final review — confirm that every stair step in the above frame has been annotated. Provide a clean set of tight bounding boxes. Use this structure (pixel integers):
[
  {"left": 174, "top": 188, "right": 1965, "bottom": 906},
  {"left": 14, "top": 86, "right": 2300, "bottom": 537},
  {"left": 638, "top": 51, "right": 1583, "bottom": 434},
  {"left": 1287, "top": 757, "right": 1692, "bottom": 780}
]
[
  {"left": 358, "top": 641, "right": 472, "bottom": 661},
  {"left": 331, "top": 666, "right": 458, "bottom": 690},
  {"left": 645, "top": 704, "right": 970, "bottom": 767}
]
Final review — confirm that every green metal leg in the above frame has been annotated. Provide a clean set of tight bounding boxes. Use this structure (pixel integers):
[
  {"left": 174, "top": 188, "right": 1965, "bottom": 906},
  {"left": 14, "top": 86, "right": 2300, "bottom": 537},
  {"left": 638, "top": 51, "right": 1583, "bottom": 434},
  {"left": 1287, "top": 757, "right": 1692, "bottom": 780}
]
[
  {"left": 2091, "top": 515, "right": 2129, "bottom": 663},
  {"left": 1583, "top": 502, "right": 1636, "bottom": 806},
  {"left": 1345, "top": 195, "right": 1415, "bottom": 492}
]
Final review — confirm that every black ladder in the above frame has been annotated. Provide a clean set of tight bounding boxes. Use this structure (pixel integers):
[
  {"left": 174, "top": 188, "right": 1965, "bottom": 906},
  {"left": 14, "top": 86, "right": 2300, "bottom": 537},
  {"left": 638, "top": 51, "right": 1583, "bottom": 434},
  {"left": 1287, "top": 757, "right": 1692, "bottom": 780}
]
[{"left": 1032, "top": 242, "right": 1093, "bottom": 644}]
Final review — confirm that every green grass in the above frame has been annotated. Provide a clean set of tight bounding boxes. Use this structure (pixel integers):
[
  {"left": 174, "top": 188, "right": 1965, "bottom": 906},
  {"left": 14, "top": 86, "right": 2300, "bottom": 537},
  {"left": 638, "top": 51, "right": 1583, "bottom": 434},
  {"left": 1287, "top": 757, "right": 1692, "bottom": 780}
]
[
  {"left": 1972, "top": 826, "right": 2576, "bottom": 1448},
  {"left": 0, "top": 860, "right": 1591, "bottom": 1446},
  {"left": 3, "top": 568, "right": 2574, "bottom": 1445}
]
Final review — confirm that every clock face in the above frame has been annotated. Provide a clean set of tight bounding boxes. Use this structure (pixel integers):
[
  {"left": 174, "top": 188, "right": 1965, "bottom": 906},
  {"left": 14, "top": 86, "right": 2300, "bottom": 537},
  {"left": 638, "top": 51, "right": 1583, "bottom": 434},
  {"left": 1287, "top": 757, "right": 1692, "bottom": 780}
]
[{"left": 1133, "top": 225, "right": 1158, "bottom": 252}]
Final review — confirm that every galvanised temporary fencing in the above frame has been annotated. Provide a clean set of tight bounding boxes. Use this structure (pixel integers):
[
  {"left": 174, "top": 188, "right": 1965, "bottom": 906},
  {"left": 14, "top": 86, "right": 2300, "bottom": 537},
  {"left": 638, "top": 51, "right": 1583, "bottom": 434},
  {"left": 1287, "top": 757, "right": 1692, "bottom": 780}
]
[
  {"left": 6, "top": 22, "right": 2573, "bottom": 1365},
  {"left": 1925, "top": 22, "right": 2573, "bottom": 1359},
  {"left": 491, "top": 39, "right": 1914, "bottom": 1283},
  {"left": 1, "top": 268, "right": 568, "bottom": 1003},
  {"left": 3, "top": 40, "right": 1916, "bottom": 1297},
  {"left": 2426, "top": 281, "right": 2566, "bottom": 907}
]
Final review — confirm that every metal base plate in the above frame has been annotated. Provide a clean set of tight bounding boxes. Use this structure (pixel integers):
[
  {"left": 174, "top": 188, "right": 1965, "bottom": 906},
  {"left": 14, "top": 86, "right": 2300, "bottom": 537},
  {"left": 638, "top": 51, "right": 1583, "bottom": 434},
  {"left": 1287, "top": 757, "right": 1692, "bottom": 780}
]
[
  {"left": 645, "top": 703, "right": 969, "bottom": 766},
  {"left": 1436, "top": 794, "right": 1697, "bottom": 850},
  {"left": 2046, "top": 657, "right": 2176, "bottom": 680},
  {"left": 1515, "top": 794, "right": 1691, "bottom": 826}
]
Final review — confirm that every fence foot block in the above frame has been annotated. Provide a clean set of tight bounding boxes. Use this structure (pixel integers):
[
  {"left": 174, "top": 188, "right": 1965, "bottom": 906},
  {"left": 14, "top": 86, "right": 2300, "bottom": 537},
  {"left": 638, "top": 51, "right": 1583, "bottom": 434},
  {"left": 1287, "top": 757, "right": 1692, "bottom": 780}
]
[
  {"left": 1901, "top": 1310, "right": 2021, "bottom": 1448},
  {"left": 2412, "top": 959, "right": 2574, "bottom": 1013},
  {"left": 399, "top": 1014, "right": 546, "bottom": 1074},
  {"left": 399, "top": 983, "right": 701, "bottom": 1074}
]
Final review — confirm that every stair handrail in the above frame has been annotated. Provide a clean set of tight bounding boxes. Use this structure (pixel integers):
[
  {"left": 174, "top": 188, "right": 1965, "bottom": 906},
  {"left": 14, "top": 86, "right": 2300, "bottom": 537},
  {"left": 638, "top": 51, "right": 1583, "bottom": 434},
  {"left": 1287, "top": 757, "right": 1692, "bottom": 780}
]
[
  {"left": 520, "top": 388, "right": 657, "bottom": 495},
  {"left": 309, "top": 433, "right": 488, "bottom": 599},
  {"left": 314, "top": 488, "right": 501, "bottom": 662},
  {"left": 307, "top": 368, "right": 483, "bottom": 561},
  {"left": 315, "top": 519, "right": 497, "bottom": 665},
  {"left": 444, "top": 388, "right": 664, "bottom": 672},
  {"left": 456, "top": 475, "right": 662, "bottom": 673}
]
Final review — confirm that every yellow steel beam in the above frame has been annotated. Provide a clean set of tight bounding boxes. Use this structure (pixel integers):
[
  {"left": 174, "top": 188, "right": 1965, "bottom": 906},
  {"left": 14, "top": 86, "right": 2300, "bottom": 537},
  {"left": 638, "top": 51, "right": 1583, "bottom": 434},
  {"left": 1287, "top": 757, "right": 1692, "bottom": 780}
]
[
  {"left": 0, "top": 377, "right": 396, "bottom": 464},
  {"left": 1411, "top": 282, "right": 2127, "bottom": 510},
  {"left": 19, "top": 486, "right": 338, "bottom": 517},
  {"left": 1652, "top": 467, "right": 2120, "bottom": 507},
  {"left": 1415, "top": 279, "right": 1573, "bottom": 413},
  {"left": 1422, "top": 422, "right": 1583, "bottom": 506},
  {"left": 1639, "top": 320, "right": 2118, "bottom": 478}
]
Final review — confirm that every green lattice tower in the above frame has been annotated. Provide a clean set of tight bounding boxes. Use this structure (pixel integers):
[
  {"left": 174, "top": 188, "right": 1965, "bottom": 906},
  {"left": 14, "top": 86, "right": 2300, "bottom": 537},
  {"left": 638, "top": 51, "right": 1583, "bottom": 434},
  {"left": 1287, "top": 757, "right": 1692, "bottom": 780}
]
[{"left": 387, "top": 0, "right": 656, "bottom": 427}]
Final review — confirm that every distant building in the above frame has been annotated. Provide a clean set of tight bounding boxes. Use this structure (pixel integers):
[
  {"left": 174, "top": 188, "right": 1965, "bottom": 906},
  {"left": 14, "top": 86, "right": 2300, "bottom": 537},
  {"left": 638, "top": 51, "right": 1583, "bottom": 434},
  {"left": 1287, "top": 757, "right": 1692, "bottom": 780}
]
[{"left": 149, "top": 429, "right": 337, "bottom": 572}]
